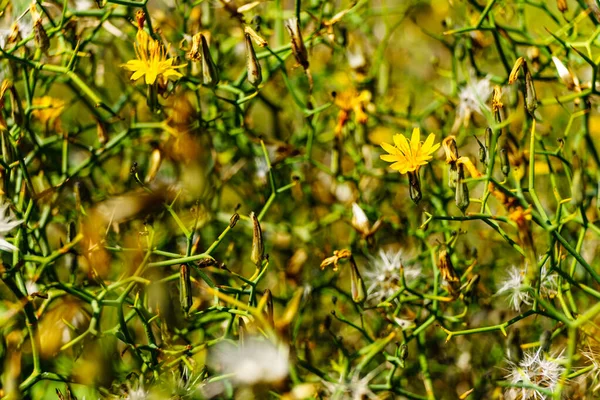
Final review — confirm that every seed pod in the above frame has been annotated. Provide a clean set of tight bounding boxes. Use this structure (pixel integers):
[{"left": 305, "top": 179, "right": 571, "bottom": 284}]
[
  {"left": 285, "top": 18, "right": 309, "bottom": 70},
  {"left": 408, "top": 170, "right": 422, "bottom": 204},
  {"left": 349, "top": 257, "right": 366, "bottom": 304},
  {"left": 476, "top": 136, "right": 486, "bottom": 164},
  {"left": 539, "top": 330, "right": 552, "bottom": 353},
  {"left": 524, "top": 67, "right": 537, "bottom": 115},
  {"left": 1, "top": 128, "right": 14, "bottom": 164},
  {"left": 179, "top": 264, "right": 192, "bottom": 316},
  {"left": 507, "top": 328, "right": 523, "bottom": 364},
  {"left": 230, "top": 212, "right": 239, "bottom": 228},
  {"left": 200, "top": 34, "right": 219, "bottom": 88},
  {"left": 250, "top": 211, "right": 264, "bottom": 266},
  {"left": 34, "top": 19, "right": 50, "bottom": 54},
  {"left": 500, "top": 147, "right": 509, "bottom": 177},
  {"left": 145, "top": 147, "right": 162, "bottom": 183},
  {"left": 571, "top": 155, "right": 585, "bottom": 207},
  {"left": 484, "top": 127, "right": 493, "bottom": 165},
  {"left": 399, "top": 343, "right": 408, "bottom": 359},
  {"left": 455, "top": 164, "right": 470, "bottom": 213},
  {"left": 187, "top": 33, "right": 202, "bottom": 62},
  {"left": 245, "top": 33, "right": 262, "bottom": 87}
]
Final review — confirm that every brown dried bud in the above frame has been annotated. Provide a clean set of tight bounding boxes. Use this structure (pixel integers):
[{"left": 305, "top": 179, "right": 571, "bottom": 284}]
[
  {"left": 492, "top": 86, "right": 503, "bottom": 113},
  {"left": 34, "top": 19, "right": 50, "bottom": 54},
  {"left": 250, "top": 211, "right": 264, "bottom": 265},
  {"left": 135, "top": 10, "right": 146, "bottom": 31},
  {"left": 230, "top": 212, "right": 240, "bottom": 228},
  {"left": 484, "top": 127, "right": 493, "bottom": 165},
  {"left": 557, "top": 0, "right": 568, "bottom": 12},
  {"left": 508, "top": 57, "right": 525, "bottom": 84},
  {"left": 442, "top": 135, "right": 459, "bottom": 165},
  {"left": 349, "top": 257, "right": 366, "bottom": 303},
  {"left": 285, "top": 18, "right": 309, "bottom": 70},
  {"left": 524, "top": 67, "right": 537, "bottom": 115},
  {"left": 187, "top": 33, "right": 202, "bottom": 62},
  {"left": 320, "top": 249, "right": 352, "bottom": 271},
  {"left": 179, "top": 264, "right": 192, "bottom": 315},
  {"left": 244, "top": 26, "right": 267, "bottom": 47},
  {"left": 438, "top": 246, "right": 460, "bottom": 295},
  {"left": 200, "top": 34, "right": 219, "bottom": 87},
  {"left": 455, "top": 163, "right": 470, "bottom": 213},
  {"left": 245, "top": 33, "right": 262, "bottom": 87}
]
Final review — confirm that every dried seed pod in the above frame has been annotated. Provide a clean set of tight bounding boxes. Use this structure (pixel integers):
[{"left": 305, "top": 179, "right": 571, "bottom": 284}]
[
  {"left": 349, "top": 257, "right": 366, "bottom": 304},
  {"left": 455, "top": 164, "right": 470, "bottom": 213},
  {"left": 492, "top": 86, "right": 503, "bottom": 114},
  {"left": 245, "top": 33, "right": 262, "bottom": 87},
  {"left": 187, "top": 33, "right": 202, "bottom": 62},
  {"left": 438, "top": 245, "right": 460, "bottom": 295},
  {"left": 484, "top": 127, "right": 493, "bottom": 165},
  {"left": 442, "top": 136, "right": 459, "bottom": 188},
  {"left": 408, "top": 170, "right": 422, "bottom": 204},
  {"left": 230, "top": 212, "right": 240, "bottom": 228},
  {"left": 179, "top": 264, "right": 192, "bottom": 315},
  {"left": 34, "top": 19, "right": 50, "bottom": 54},
  {"left": 524, "top": 66, "right": 537, "bottom": 115},
  {"left": 285, "top": 18, "right": 309, "bottom": 70},
  {"left": 500, "top": 147, "right": 510, "bottom": 177},
  {"left": 398, "top": 343, "right": 408, "bottom": 368},
  {"left": 200, "top": 34, "right": 219, "bottom": 87},
  {"left": 250, "top": 211, "right": 264, "bottom": 265},
  {"left": 244, "top": 25, "right": 267, "bottom": 47},
  {"left": 509, "top": 57, "right": 525, "bottom": 84}
]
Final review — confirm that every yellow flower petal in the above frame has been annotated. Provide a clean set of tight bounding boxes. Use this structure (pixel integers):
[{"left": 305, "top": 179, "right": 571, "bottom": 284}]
[
  {"left": 381, "top": 142, "right": 398, "bottom": 155},
  {"left": 380, "top": 154, "right": 399, "bottom": 162},
  {"left": 410, "top": 127, "right": 421, "bottom": 154}
]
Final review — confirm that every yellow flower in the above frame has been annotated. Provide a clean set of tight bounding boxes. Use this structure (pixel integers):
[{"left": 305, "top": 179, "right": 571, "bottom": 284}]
[
  {"left": 122, "top": 29, "right": 185, "bottom": 85},
  {"left": 334, "top": 89, "right": 371, "bottom": 136},
  {"left": 31, "top": 96, "right": 65, "bottom": 128},
  {"left": 380, "top": 128, "right": 440, "bottom": 174}
]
